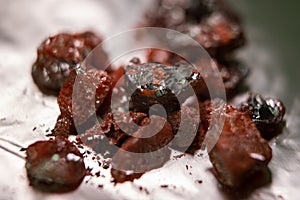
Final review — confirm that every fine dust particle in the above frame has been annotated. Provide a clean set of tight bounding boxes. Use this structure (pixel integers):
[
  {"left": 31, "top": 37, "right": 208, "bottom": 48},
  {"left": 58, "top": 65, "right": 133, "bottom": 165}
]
[
  {"left": 160, "top": 185, "right": 168, "bottom": 188},
  {"left": 102, "top": 160, "right": 110, "bottom": 169},
  {"left": 186, "top": 165, "right": 189, "bottom": 170},
  {"left": 86, "top": 167, "right": 93, "bottom": 173},
  {"left": 278, "top": 195, "right": 284, "bottom": 199},
  {"left": 95, "top": 171, "right": 101, "bottom": 177},
  {"left": 45, "top": 133, "right": 54, "bottom": 137},
  {"left": 145, "top": 189, "right": 150, "bottom": 195},
  {"left": 98, "top": 184, "right": 103, "bottom": 189},
  {"left": 75, "top": 137, "right": 83, "bottom": 144},
  {"left": 138, "top": 186, "right": 150, "bottom": 194},
  {"left": 196, "top": 180, "right": 203, "bottom": 184},
  {"left": 173, "top": 154, "right": 184, "bottom": 159}
]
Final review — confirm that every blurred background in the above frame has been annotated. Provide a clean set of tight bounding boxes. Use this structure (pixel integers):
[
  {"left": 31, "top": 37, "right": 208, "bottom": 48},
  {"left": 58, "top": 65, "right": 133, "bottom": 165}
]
[
  {"left": 0, "top": 0, "right": 299, "bottom": 108},
  {"left": 228, "top": 0, "right": 300, "bottom": 108}
]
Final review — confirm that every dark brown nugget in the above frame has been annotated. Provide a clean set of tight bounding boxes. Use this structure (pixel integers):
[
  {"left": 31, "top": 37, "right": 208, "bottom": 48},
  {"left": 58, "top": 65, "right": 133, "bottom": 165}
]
[
  {"left": 52, "top": 112, "right": 77, "bottom": 137},
  {"left": 111, "top": 115, "right": 173, "bottom": 183},
  {"left": 143, "top": 1, "right": 245, "bottom": 60},
  {"left": 81, "top": 123, "right": 117, "bottom": 158},
  {"left": 146, "top": 50, "right": 249, "bottom": 100},
  {"left": 57, "top": 68, "right": 113, "bottom": 128},
  {"left": 25, "top": 137, "right": 86, "bottom": 193},
  {"left": 208, "top": 105, "right": 272, "bottom": 187},
  {"left": 81, "top": 112, "right": 150, "bottom": 157},
  {"left": 143, "top": 0, "right": 222, "bottom": 28},
  {"left": 96, "top": 66, "right": 126, "bottom": 116},
  {"left": 195, "top": 12, "right": 245, "bottom": 59},
  {"left": 173, "top": 101, "right": 213, "bottom": 154},
  {"left": 100, "top": 112, "right": 149, "bottom": 147},
  {"left": 32, "top": 32, "right": 104, "bottom": 95},
  {"left": 125, "top": 58, "right": 203, "bottom": 113},
  {"left": 240, "top": 93, "right": 285, "bottom": 140},
  {"left": 176, "top": 12, "right": 245, "bottom": 60},
  {"left": 167, "top": 106, "right": 203, "bottom": 152}
]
